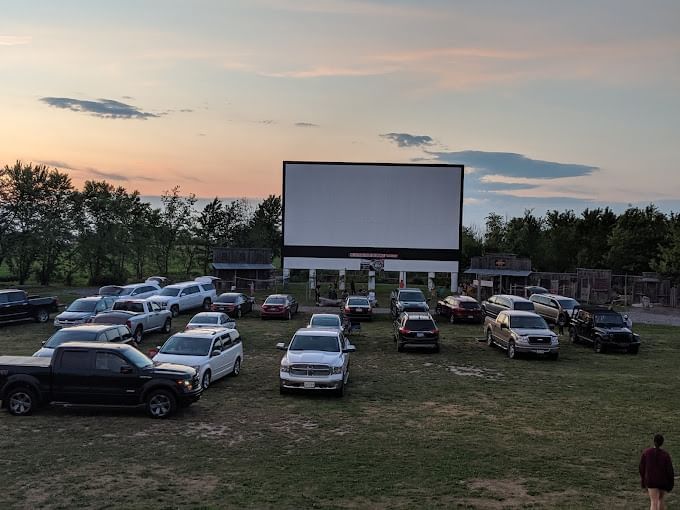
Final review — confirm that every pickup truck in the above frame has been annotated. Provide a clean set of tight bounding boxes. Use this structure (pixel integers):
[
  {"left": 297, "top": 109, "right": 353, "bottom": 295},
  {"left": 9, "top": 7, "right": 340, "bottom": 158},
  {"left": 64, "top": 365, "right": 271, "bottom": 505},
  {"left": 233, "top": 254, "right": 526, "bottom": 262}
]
[
  {"left": 484, "top": 310, "right": 559, "bottom": 360},
  {"left": 0, "top": 289, "right": 59, "bottom": 324},
  {"left": 91, "top": 299, "right": 172, "bottom": 343},
  {"left": 0, "top": 342, "right": 201, "bottom": 418}
]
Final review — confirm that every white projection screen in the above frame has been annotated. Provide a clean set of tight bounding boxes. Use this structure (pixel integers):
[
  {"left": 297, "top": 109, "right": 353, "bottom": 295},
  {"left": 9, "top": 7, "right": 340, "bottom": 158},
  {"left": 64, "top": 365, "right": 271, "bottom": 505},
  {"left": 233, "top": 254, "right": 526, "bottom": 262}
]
[{"left": 282, "top": 162, "right": 464, "bottom": 273}]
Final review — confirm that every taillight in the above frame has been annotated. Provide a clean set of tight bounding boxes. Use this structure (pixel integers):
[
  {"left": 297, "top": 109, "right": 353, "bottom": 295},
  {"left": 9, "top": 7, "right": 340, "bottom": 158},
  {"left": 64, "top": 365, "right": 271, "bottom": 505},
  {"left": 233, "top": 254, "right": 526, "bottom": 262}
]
[
  {"left": 344, "top": 307, "right": 351, "bottom": 313},
  {"left": 433, "top": 328, "right": 439, "bottom": 335}
]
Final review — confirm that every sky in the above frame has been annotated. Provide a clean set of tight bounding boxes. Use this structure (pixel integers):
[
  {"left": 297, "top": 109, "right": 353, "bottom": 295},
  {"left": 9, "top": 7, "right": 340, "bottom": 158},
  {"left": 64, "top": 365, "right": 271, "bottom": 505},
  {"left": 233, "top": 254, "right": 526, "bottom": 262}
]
[{"left": 1, "top": 0, "right": 679, "bottom": 227}]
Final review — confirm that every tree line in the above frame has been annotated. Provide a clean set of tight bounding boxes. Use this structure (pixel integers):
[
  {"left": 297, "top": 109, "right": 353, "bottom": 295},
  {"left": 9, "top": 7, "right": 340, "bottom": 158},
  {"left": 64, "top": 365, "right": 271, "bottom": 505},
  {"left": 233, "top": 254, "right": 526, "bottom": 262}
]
[
  {"left": 0, "top": 161, "right": 282, "bottom": 285},
  {"left": 462, "top": 207, "right": 680, "bottom": 280}
]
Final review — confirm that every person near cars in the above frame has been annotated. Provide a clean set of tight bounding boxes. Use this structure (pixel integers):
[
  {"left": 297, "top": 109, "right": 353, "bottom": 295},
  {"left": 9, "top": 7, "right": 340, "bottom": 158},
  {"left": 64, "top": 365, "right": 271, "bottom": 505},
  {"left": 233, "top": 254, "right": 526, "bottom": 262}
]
[
  {"left": 625, "top": 314, "right": 633, "bottom": 330},
  {"left": 350, "top": 279, "right": 356, "bottom": 295},
  {"left": 315, "top": 284, "right": 321, "bottom": 306},
  {"left": 639, "top": 434, "right": 674, "bottom": 510}
]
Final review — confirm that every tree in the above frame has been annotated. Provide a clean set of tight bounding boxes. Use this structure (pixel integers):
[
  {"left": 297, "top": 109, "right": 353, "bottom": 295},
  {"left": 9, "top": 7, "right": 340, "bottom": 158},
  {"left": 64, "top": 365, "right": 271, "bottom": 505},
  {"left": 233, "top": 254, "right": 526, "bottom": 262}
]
[
  {"left": 543, "top": 210, "right": 580, "bottom": 272},
  {"left": 575, "top": 208, "right": 617, "bottom": 268},
  {"left": 155, "top": 186, "right": 197, "bottom": 276},
  {"left": 653, "top": 213, "right": 680, "bottom": 281},
  {"left": 483, "top": 213, "right": 506, "bottom": 253},
  {"left": 461, "top": 226, "right": 484, "bottom": 269},
  {"left": 607, "top": 205, "right": 668, "bottom": 273},
  {"left": 504, "top": 210, "right": 545, "bottom": 268},
  {"left": 244, "top": 195, "right": 282, "bottom": 257}
]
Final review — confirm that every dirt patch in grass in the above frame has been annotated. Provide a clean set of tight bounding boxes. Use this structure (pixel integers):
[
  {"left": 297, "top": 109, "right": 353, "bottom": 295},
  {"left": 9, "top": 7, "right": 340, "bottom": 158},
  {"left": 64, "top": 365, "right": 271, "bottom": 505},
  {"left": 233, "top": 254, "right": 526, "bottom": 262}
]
[
  {"left": 460, "top": 478, "right": 585, "bottom": 509},
  {"left": 447, "top": 364, "right": 503, "bottom": 381}
]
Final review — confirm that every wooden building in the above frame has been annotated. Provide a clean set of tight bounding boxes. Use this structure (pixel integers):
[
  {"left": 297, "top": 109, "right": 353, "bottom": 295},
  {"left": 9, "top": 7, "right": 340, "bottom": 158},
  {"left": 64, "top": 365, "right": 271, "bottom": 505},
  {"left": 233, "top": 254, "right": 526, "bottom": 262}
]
[{"left": 211, "top": 248, "right": 275, "bottom": 290}]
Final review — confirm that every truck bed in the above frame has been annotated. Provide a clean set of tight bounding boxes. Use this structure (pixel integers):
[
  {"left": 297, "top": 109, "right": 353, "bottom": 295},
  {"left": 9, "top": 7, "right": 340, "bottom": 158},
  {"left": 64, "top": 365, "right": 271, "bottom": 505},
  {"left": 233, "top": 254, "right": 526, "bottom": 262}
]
[{"left": 0, "top": 356, "right": 52, "bottom": 367}]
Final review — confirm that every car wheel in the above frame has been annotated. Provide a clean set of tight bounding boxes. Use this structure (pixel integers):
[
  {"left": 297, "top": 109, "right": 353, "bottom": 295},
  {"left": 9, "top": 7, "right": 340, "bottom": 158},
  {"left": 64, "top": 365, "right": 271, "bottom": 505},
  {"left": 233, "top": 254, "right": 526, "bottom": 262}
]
[
  {"left": 146, "top": 389, "right": 177, "bottom": 419},
  {"left": 133, "top": 326, "right": 143, "bottom": 344},
  {"left": 7, "top": 386, "right": 37, "bottom": 416},
  {"left": 35, "top": 308, "right": 50, "bottom": 323},
  {"left": 170, "top": 305, "right": 179, "bottom": 318},
  {"left": 569, "top": 327, "right": 578, "bottom": 344},
  {"left": 334, "top": 381, "right": 345, "bottom": 397},
  {"left": 162, "top": 318, "right": 172, "bottom": 333},
  {"left": 231, "top": 357, "right": 241, "bottom": 376},
  {"left": 486, "top": 329, "right": 494, "bottom": 347},
  {"left": 594, "top": 338, "right": 604, "bottom": 354},
  {"left": 287, "top": 310, "right": 292, "bottom": 320},
  {"left": 279, "top": 381, "right": 288, "bottom": 395},
  {"left": 202, "top": 370, "right": 211, "bottom": 390},
  {"left": 202, "top": 298, "right": 211, "bottom": 311},
  {"left": 449, "top": 313, "right": 455, "bottom": 324},
  {"left": 507, "top": 341, "right": 517, "bottom": 359},
  {"left": 237, "top": 308, "right": 242, "bottom": 318}
]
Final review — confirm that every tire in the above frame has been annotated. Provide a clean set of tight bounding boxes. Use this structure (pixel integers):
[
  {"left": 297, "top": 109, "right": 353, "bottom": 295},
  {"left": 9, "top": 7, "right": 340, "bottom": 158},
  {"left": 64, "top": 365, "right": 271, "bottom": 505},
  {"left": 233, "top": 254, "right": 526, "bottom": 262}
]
[
  {"left": 279, "top": 382, "right": 288, "bottom": 395},
  {"left": 449, "top": 313, "right": 455, "bottom": 324},
  {"left": 549, "top": 352, "right": 559, "bottom": 361},
  {"left": 35, "top": 308, "right": 49, "bottom": 323},
  {"left": 133, "top": 326, "right": 143, "bottom": 344},
  {"left": 486, "top": 329, "right": 494, "bottom": 347},
  {"left": 201, "top": 370, "right": 211, "bottom": 390},
  {"left": 236, "top": 308, "right": 242, "bottom": 319},
  {"left": 507, "top": 341, "right": 517, "bottom": 359},
  {"left": 569, "top": 327, "right": 578, "bottom": 344},
  {"left": 202, "top": 298, "right": 211, "bottom": 311},
  {"left": 162, "top": 318, "right": 172, "bottom": 334},
  {"left": 594, "top": 338, "right": 604, "bottom": 354},
  {"left": 231, "top": 357, "right": 241, "bottom": 376},
  {"left": 6, "top": 386, "right": 38, "bottom": 416},
  {"left": 334, "top": 381, "right": 345, "bottom": 397},
  {"left": 170, "top": 305, "right": 179, "bottom": 318},
  {"left": 146, "top": 389, "right": 177, "bottom": 419}
]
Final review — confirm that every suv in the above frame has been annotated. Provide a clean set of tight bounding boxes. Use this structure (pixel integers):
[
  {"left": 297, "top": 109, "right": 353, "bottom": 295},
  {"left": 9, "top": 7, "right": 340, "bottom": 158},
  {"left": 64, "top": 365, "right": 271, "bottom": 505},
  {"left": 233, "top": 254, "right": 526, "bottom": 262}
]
[
  {"left": 481, "top": 294, "right": 534, "bottom": 318},
  {"left": 152, "top": 327, "right": 242, "bottom": 390},
  {"left": 530, "top": 294, "right": 580, "bottom": 327},
  {"left": 390, "top": 288, "right": 429, "bottom": 319},
  {"left": 436, "top": 295, "right": 483, "bottom": 324},
  {"left": 393, "top": 312, "right": 440, "bottom": 352},
  {"left": 569, "top": 306, "right": 640, "bottom": 354},
  {"left": 149, "top": 281, "right": 217, "bottom": 317},
  {"left": 98, "top": 282, "right": 161, "bottom": 299},
  {"left": 485, "top": 310, "right": 559, "bottom": 359},
  {"left": 53, "top": 296, "right": 117, "bottom": 328},
  {"left": 277, "top": 328, "right": 356, "bottom": 396},
  {"left": 33, "top": 324, "right": 134, "bottom": 357}
]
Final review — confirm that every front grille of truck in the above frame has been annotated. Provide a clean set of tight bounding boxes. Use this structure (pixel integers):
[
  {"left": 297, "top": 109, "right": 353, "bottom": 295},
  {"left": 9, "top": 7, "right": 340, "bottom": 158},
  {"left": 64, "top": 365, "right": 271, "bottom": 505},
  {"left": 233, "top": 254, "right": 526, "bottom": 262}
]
[
  {"left": 612, "top": 333, "right": 631, "bottom": 343},
  {"left": 290, "top": 364, "right": 331, "bottom": 377},
  {"left": 528, "top": 336, "right": 551, "bottom": 344}
]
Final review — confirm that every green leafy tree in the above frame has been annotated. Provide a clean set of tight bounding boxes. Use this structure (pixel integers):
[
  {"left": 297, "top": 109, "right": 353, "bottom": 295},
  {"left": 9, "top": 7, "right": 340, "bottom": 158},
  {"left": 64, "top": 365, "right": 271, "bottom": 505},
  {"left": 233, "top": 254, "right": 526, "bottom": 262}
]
[
  {"left": 155, "top": 186, "right": 197, "bottom": 276},
  {"left": 244, "top": 195, "right": 282, "bottom": 257},
  {"left": 575, "top": 208, "right": 618, "bottom": 268},
  {"left": 461, "top": 226, "right": 484, "bottom": 269},
  {"left": 483, "top": 213, "right": 506, "bottom": 253},
  {"left": 543, "top": 210, "right": 580, "bottom": 272},
  {"left": 504, "top": 210, "right": 546, "bottom": 268},
  {"left": 607, "top": 205, "right": 668, "bottom": 273},
  {"left": 652, "top": 213, "right": 680, "bottom": 281}
]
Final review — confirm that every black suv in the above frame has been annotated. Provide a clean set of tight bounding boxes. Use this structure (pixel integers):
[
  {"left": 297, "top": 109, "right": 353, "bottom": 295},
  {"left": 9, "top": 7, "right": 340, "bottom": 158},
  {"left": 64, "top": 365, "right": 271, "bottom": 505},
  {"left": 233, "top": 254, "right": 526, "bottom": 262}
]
[
  {"left": 390, "top": 288, "right": 429, "bottom": 319},
  {"left": 393, "top": 312, "right": 440, "bottom": 352},
  {"left": 569, "top": 306, "right": 640, "bottom": 354}
]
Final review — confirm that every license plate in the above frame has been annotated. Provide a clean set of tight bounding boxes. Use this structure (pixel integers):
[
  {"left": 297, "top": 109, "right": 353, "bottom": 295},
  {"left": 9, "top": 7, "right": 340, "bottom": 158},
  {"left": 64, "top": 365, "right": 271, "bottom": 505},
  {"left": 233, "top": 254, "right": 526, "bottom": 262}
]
[
  {"left": 304, "top": 382, "right": 315, "bottom": 389},
  {"left": 467, "top": 315, "right": 473, "bottom": 319},
  {"left": 417, "top": 332, "right": 424, "bottom": 338},
  {"left": 355, "top": 308, "right": 362, "bottom": 312},
  {"left": 532, "top": 349, "right": 547, "bottom": 354}
]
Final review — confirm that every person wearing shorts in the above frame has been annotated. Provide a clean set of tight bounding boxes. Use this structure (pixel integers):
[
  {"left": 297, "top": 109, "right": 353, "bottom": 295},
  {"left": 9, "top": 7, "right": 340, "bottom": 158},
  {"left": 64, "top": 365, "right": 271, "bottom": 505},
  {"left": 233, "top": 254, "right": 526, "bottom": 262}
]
[{"left": 640, "top": 434, "right": 674, "bottom": 510}]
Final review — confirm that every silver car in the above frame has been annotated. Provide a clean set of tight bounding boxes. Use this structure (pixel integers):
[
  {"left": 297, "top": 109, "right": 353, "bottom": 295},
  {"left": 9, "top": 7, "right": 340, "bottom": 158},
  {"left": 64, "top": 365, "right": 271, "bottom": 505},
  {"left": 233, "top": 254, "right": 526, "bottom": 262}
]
[
  {"left": 529, "top": 294, "right": 580, "bottom": 327},
  {"left": 484, "top": 310, "right": 559, "bottom": 360}
]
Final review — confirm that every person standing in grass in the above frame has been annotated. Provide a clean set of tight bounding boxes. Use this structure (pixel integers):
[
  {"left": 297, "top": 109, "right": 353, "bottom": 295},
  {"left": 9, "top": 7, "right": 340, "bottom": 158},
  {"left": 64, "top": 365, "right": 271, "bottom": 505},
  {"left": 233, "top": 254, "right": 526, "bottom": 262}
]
[{"left": 640, "top": 433, "right": 674, "bottom": 510}]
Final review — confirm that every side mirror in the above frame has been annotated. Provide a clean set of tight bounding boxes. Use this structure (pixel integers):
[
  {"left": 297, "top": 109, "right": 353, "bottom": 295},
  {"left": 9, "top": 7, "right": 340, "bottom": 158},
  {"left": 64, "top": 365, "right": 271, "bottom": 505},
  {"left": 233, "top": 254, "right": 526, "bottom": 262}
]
[
  {"left": 343, "top": 345, "right": 357, "bottom": 353},
  {"left": 211, "top": 350, "right": 222, "bottom": 357},
  {"left": 500, "top": 323, "right": 508, "bottom": 330},
  {"left": 120, "top": 365, "right": 133, "bottom": 374},
  {"left": 276, "top": 342, "right": 287, "bottom": 351},
  {"left": 41, "top": 340, "right": 46, "bottom": 346}
]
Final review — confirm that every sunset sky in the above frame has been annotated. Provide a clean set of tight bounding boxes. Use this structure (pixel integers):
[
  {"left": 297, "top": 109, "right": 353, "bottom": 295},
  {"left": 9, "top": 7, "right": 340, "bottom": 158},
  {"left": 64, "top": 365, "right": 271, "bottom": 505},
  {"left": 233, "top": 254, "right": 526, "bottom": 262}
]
[{"left": 2, "top": 0, "right": 679, "bottom": 226}]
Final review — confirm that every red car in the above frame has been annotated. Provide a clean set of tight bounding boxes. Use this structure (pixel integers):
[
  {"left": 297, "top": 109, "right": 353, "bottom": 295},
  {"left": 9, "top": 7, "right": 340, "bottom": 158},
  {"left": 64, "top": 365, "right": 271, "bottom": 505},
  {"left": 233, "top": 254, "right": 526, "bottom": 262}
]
[
  {"left": 260, "top": 294, "right": 299, "bottom": 320},
  {"left": 436, "top": 295, "right": 484, "bottom": 324}
]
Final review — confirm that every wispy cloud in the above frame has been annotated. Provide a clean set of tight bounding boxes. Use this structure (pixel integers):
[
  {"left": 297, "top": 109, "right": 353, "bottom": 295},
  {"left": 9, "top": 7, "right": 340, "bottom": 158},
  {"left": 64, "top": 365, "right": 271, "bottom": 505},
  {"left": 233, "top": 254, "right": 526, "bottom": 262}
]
[
  {"left": 40, "top": 97, "right": 160, "bottom": 119},
  {"left": 381, "top": 132, "right": 434, "bottom": 148},
  {"left": 38, "top": 160, "right": 159, "bottom": 183},
  {"left": 0, "top": 35, "right": 31, "bottom": 46},
  {"left": 252, "top": 0, "right": 435, "bottom": 18},
  {"left": 261, "top": 65, "right": 396, "bottom": 79},
  {"left": 295, "top": 122, "right": 319, "bottom": 128}
]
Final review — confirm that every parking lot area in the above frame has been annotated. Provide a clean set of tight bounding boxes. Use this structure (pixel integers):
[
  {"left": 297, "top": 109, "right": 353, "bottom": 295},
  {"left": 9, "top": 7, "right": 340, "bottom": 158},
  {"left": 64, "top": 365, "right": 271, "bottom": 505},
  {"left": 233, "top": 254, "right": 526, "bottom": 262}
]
[{"left": 1, "top": 297, "right": 678, "bottom": 509}]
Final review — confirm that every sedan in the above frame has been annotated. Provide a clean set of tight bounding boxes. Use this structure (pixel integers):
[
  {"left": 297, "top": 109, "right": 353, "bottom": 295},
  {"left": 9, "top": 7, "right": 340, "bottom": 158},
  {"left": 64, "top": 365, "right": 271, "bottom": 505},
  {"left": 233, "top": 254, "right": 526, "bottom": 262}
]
[
  {"left": 211, "top": 292, "right": 254, "bottom": 318},
  {"left": 186, "top": 312, "right": 236, "bottom": 331},
  {"left": 260, "top": 294, "right": 299, "bottom": 320}
]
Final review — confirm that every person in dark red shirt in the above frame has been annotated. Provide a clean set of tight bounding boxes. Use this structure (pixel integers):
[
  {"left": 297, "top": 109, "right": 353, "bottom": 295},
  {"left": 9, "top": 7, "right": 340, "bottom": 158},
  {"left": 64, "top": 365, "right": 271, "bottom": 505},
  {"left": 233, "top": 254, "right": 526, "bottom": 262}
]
[{"left": 639, "top": 434, "right": 674, "bottom": 510}]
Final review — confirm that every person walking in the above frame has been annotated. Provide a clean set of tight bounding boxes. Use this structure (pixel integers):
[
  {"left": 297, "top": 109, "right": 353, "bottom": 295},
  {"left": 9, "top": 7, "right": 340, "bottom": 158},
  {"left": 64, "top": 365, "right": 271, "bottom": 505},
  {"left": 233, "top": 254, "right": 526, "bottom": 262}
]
[
  {"left": 640, "top": 433, "right": 674, "bottom": 510},
  {"left": 350, "top": 279, "right": 356, "bottom": 295}
]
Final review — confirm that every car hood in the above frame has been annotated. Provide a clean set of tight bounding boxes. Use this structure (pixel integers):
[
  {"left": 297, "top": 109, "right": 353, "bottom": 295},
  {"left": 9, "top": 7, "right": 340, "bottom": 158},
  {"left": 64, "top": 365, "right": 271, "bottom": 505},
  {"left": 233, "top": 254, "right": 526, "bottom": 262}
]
[
  {"left": 33, "top": 347, "right": 55, "bottom": 357},
  {"left": 513, "top": 328, "right": 556, "bottom": 338},
  {"left": 56, "top": 311, "right": 92, "bottom": 321},
  {"left": 153, "top": 354, "right": 208, "bottom": 367},
  {"left": 398, "top": 301, "right": 428, "bottom": 309},
  {"left": 150, "top": 296, "right": 175, "bottom": 303},
  {"left": 147, "top": 362, "right": 197, "bottom": 377},
  {"left": 285, "top": 351, "right": 343, "bottom": 365}
]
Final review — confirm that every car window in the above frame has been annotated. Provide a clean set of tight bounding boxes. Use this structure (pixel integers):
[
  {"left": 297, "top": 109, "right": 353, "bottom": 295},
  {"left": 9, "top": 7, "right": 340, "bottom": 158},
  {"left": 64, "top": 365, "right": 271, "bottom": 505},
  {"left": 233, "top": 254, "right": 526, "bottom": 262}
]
[
  {"left": 513, "top": 301, "right": 535, "bottom": 311},
  {"left": 8, "top": 291, "right": 25, "bottom": 303},
  {"left": 200, "top": 283, "right": 215, "bottom": 292},
  {"left": 105, "top": 329, "right": 121, "bottom": 342},
  {"left": 0, "top": 294, "right": 7, "bottom": 304},
  {"left": 213, "top": 337, "right": 224, "bottom": 351},
  {"left": 221, "top": 335, "right": 232, "bottom": 348},
  {"left": 60, "top": 350, "right": 90, "bottom": 369},
  {"left": 95, "top": 301, "right": 107, "bottom": 312},
  {"left": 95, "top": 352, "right": 127, "bottom": 372}
]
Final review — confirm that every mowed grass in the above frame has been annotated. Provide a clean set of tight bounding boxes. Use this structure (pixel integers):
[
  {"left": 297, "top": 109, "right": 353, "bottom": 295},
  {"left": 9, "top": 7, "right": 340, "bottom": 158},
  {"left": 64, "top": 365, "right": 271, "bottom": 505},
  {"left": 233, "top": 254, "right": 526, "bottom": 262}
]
[{"left": 0, "top": 299, "right": 678, "bottom": 509}]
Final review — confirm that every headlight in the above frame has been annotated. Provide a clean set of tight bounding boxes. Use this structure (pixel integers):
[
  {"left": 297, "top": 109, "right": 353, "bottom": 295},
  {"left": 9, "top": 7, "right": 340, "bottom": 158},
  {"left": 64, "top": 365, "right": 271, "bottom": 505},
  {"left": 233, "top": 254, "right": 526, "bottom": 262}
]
[
  {"left": 280, "top": 362, "right": 290, "bottom": 373},
  {"left": 53, "top": 318, "right": 59, "bottom": 325},
  {"left": 516, "top": 335, "right": 530, "bottom": 343},
  {"left": 176, "top": 379, "right": 193, "bottom": 390},
  {"left": 551, "top": 336, "right": 559, "bottom": 344},
  {"left": 331, "top": 366, "right": 343, "bottom": 374}
]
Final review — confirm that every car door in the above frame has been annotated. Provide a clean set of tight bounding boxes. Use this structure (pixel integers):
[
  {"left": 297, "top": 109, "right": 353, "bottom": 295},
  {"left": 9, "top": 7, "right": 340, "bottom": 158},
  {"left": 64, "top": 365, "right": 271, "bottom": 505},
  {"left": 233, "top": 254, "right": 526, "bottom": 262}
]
[
  {"left": 6, "top": 291, "right": 29, "bottom": 320},
  {"left": 218, "top": 334, "right": 236, "bottom": 377},
  {"left": 148, "top": 301, "right": 163, "bottom": 330},
  {"left": 209, "top": 336, "right": 227, "bottom": 379},
  {"left": 90, "top": 351, "right": 139, "bottom": 405},
  {"left": 498, "top": 313, "right": 512, "bottom": 348},
  {"left": 52, "top": 348, "right": 96, "bottom": 403},
  {"left": 0, "top": 293, "right": 12, "bottom": 320},
  {"left": 189, "top": 285, "right": 203, "bottom": 309}
]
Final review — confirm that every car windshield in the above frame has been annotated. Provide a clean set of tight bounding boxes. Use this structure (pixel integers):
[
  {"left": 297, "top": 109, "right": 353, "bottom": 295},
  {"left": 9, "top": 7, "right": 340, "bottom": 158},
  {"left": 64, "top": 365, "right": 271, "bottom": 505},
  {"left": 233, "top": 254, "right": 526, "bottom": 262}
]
[
  {"left": 217, "top": 294, "right": 238, "bottom": 303},
  {"left": 311, "top": 316, "right": 341, "bottom": 327},
  {"left": 124, "top": 348, "right": 154, "bottom": 368},
  {"left": 66, "top": 300, "right": 97, "bottom": 312},
  {"left": 514, "top": 302, "right": 535, "bottom": 311},
  {"left": 99, "top": 286, "right": 123, "bottom": 296},
  {"left": 265, "top": 297, "right": 285, "bottom": 305},
  {"left": 347, "top": 298, "right": 369, "bottom": 306},
  {"left": 399, "top": 291, "right": 425, "bottom": 302},
  {"left": 289, "top": 334, "right": 340, "bottom": 352},
  {"left": 45, "top": 329, "right": 98, "bottom": 348},
  {"left": 190, "top": 315, "right": 218, "bottom": 324},
  {"left": 459, "top": 302, "right": 480, "bottom": 310},
  {"left": 160, "top": 336, "right": 212, "bottom": 356},
  {"left": 557, "top": 299, "right": 579, "bottom": 310},
  {"left": 510, "top": 316, "right": 548, "bottom": 329},
  {"left": 159, "top": 287, "right": 181, "bottom": 297},
  {"left": 113, "top": 302, "right": 145, "bottom": 313},
  {"left": 594, "top": 314, "right": 624, "bottom": 328},
  {"left": 405, "top": 319, "right": 436, "bottom": 331}
]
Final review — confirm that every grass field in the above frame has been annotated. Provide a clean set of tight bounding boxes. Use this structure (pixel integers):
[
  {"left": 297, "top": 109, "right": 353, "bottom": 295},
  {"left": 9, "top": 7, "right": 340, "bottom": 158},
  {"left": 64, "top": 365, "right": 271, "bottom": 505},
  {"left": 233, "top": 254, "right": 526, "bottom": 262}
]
[{"left": 0, "top": 293, "right": 678, "bottom": 509}]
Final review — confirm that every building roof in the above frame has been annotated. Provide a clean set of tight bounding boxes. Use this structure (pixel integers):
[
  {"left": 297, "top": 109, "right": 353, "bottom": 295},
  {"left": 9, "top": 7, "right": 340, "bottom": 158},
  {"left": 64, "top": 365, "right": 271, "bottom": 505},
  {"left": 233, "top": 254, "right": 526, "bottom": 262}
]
[
  {"left": 212, "top": 263, "right": 275, "bottom": 270},
  {"left": 464, "top": 268, "right": 532, "bottom": 277}
]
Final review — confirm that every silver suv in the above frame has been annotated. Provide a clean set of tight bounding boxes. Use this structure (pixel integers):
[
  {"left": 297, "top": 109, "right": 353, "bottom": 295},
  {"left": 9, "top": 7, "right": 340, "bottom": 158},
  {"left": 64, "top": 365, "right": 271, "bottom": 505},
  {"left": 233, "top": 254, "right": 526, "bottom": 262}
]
[{"left": 529, "top": 294, "right": 580, "bottom": 327}]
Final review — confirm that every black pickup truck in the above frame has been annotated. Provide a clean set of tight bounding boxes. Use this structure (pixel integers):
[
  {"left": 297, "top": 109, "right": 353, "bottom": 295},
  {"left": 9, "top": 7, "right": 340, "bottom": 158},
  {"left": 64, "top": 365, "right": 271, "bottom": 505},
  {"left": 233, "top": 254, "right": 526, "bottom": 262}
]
[
  {"left": 0, "top": 289, "right": 59, "bottom": 324},
  {"left": 0, "top": 343, "right": 202, "bottom": 418}
]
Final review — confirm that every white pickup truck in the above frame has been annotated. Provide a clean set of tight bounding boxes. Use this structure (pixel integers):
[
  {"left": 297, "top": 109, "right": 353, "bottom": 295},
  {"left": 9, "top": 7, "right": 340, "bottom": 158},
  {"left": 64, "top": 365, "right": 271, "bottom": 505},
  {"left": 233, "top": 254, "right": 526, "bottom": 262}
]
[{"left": 90, "top": 299, "right": 172, "bottom": 344}]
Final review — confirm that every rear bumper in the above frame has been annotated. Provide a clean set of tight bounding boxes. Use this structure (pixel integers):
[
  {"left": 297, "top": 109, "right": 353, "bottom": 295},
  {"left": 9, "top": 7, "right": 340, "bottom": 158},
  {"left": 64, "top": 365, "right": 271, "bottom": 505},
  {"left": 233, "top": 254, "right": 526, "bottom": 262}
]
[
  {"left": 397, "top": 335, "right": 439, "bottom": 347},
  {"left": 260, "top": 309, "right": 287, "bottom": 318},
  {"left": 344, "top": 311, "right": 372, "bottom": 320}
]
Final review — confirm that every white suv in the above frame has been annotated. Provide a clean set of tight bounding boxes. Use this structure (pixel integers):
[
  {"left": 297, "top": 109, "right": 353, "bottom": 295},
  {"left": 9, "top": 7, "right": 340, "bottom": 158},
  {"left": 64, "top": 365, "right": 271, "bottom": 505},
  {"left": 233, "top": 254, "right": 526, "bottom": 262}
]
[
  {"left": 277, "top": 328, "right": 356, "bottom": 397},
  {"left": 152, "top": 327, "right": 242, "bottom": 390},
  {"left": 149, "top": 281, "right": 217, "bottom": 317}
]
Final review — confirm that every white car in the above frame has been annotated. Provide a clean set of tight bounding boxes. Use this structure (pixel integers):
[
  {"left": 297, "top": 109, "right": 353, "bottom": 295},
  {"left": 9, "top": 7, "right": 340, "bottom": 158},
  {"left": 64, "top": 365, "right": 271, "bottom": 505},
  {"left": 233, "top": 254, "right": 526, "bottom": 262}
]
[
  {"left": 152, "top": 327, "right": 242, "bottom": 390},
  {"left": 98, "top": 282, "right": 161, "bottom": 300},
  {"left": 186, "top": 312, "right": 236, "bottom": 331},
  {"left": 277, "top": 328, "right": 355, "bottom": 397},
  {"left": 149, "top": 281, "right": 217, "bottom": 317},
  {"left": 307, "top": 313, "right": 343, "bottom": 333}
]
